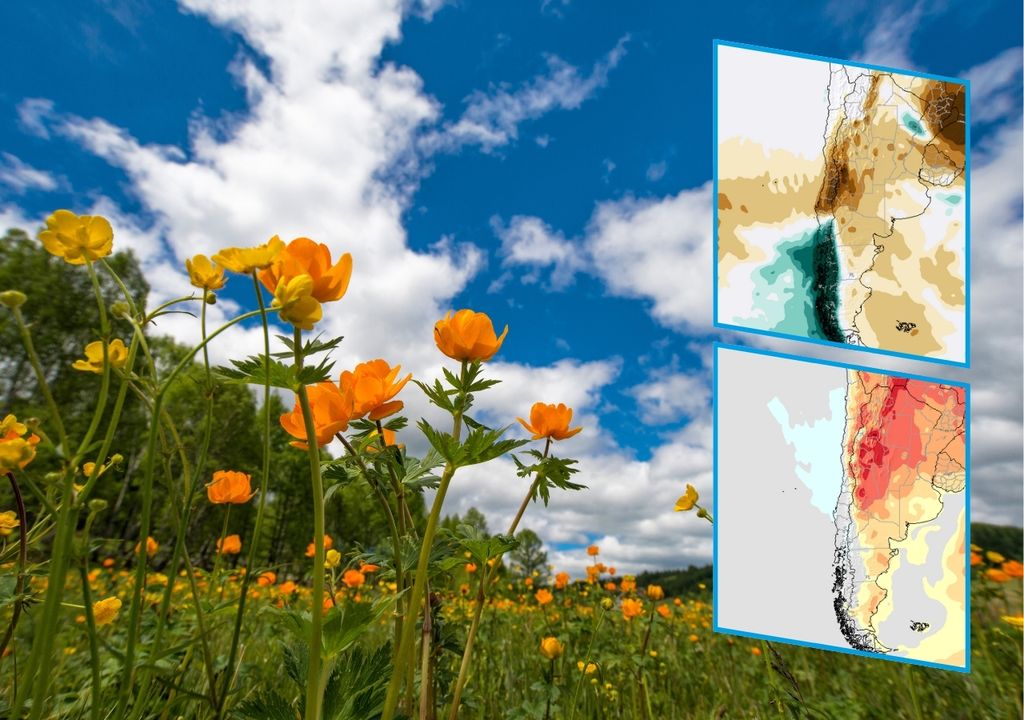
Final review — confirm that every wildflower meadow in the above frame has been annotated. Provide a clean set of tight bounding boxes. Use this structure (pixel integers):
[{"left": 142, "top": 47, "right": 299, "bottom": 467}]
[{"left": 0, "top": 214, "right": 1021, "bottom": 720}]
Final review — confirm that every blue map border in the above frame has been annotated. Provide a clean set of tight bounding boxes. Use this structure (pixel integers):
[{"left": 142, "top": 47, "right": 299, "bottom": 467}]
[
  {"left": 711, "top": 39, "right": 971, "bottom": 369},
  {"left": 712, "top": 341, "right": 972, "bottom": 673}
]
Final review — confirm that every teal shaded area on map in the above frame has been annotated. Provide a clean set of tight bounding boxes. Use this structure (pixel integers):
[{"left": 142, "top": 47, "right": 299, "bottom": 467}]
[{"left": 753, "top": 220, "right": 845, "bottom": 343}]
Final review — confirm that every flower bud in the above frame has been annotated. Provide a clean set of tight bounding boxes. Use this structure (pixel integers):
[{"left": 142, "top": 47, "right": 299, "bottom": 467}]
[
  {"left": 88, "top": 498, "right": 108, "bottom": 513},
  {"left": 696, "top": 507, "right": 708, "bottom": 519},
  {"left": 600, "top": 597, "right": 614, "bottom": 611},
  {"left": 110, "top": 453, "right": 124, "bottom": 466},
  {"left": 110, "top": 301, "right": 131, "bottom": 319},
  {"left": 205, "top": 293, "right": 217, "bottom": 305},
  {"left": 0, "top": 290, "right": 27, "bottom": 309}
]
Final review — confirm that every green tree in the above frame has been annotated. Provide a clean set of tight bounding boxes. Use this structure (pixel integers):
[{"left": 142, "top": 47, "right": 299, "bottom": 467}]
[{"left": 508, "top": 528, "right": 549, "bottom": 583}]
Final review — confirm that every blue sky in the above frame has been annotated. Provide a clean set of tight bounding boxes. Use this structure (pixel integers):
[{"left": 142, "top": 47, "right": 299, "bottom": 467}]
[{"left": 1, "top": 0, "right": 1021, "bottom": 573}]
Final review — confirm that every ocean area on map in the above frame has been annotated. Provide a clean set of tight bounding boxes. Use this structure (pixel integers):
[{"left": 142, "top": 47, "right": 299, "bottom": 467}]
[
  {"left": 767, "top": 386, "right": 847, "bottom": 516},
  {"left": 743, "top": 218, "right": 845, "bottom": 342}
]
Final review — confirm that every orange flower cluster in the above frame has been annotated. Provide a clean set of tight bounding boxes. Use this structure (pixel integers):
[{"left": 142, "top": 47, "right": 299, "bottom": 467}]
[{"left": 280, "top": 359, "right": 411, "bottom": 449}]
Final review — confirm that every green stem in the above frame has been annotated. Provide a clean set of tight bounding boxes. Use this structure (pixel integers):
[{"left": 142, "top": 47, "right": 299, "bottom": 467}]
[
  {"left": 79, "top": 562, "right": 103, "bottom": 720},
  {"left": 10, "top": 306, "right": 68, "bottom": 452},
  {"left": 114, "top": 308, "right": 263, "bottom": 718},
  {"left": 294, "top": 327, "right": 326, "bottom": 720},
  {"left": 337, "top": 432, "right": 404, "bottom": 661},
  {"left": 217, "top": 275, "right": 274, "bottom": 717},
  {"left": 567, "top": 606, "right": 607, "bottom": 720},
  {"left": 447, "top": 438, "right": 551, "bottom": 718},
  {"left": 0, "top": 472, "right": 28, "bottom": 666},
  {"left": 382, "top": 361, "right": 468, "bottom": 720}
]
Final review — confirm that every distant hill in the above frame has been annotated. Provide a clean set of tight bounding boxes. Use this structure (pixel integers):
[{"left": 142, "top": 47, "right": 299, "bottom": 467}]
[{"left": 635, "top": 523, "right": 1022, "bottom": 597}]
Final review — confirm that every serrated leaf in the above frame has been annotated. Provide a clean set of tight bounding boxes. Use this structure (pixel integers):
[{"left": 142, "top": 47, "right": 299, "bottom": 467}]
[
  {"left": 214, "top": 355, "right": 298, "bottom": 389},
  {"left": 234, "top": 689, "right": 299, "bottom": 720},
  {"left": 417, "top": 420, "right": 463, "bottom": 465}
]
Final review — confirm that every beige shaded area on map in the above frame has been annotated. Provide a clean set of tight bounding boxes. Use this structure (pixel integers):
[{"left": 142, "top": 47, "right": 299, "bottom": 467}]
[
  {"left": 717, "top": 137, "right": 823, "bottom": 287},
  {"left": 842, "top": 372, "right": 966, "bottom": 661},
  {"left": 717, "top": 64, "right": 966, "bottom": 361}
]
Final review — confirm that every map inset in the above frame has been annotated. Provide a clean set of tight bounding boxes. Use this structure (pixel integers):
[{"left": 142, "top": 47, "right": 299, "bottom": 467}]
[
  {"left": 715, "top": 43, "right": 967, "bottom": 364},
  {"left": 716, "top": 346, "right": 968, "bottom": 669}
]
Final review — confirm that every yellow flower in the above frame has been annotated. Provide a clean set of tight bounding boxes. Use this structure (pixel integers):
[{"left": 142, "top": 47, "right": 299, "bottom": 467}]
[
  {"left": 434, "top": 309, "right": 508, "bottom": 362},
  {"left": 211, "top": 236, "right": 285, "bottom": 274},
  {"left": 0, "top": 510, "right": 19, "bottom": 537},
  {"left": 0, "top": 415, "right": 27, "bottom": 437},
  {"left": 646, "top": 584, "right": 664, "bottom": 601},
  {"left": 517, "top": 402, "right": 583, "bottom": 442},
  {"left": 38, "top": 210, "right": 114, "bottom": 264},
  {"left": 1002, "top": 615, "right": 1024, "bottom": 629},
  {"left": 325, "top": 549, "right": 341, "bottom": 569},
  {"left": 185, "top": 254, "right": 227, "bottom": 291},
  {"left": 271, "top": 274, "right": 322, "bottom": 330},
  {"left": 0, "top": 437, "right": 36, "bottom": 472},
  {"left": 674, "top": 483, "right": 699, "bottom": 512},
  {"left": 985, "top": 550, "right": 1006, "bottom": 564},
  {"left": 92, "top": 596, "right": 122, "bottom": 626},
  {"left": 576, "top": 661, "right": 598, "bottom": 674},
  {"left": 539, "top": 636, "right": 564, "bottom": 660},
  {"left": 72, "top": 339, "right": 128, "bottom": 374}
]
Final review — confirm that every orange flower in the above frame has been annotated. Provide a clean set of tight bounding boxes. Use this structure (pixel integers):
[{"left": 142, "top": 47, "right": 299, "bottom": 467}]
[
  {"left": 279, "top": 581, "right": 298, "bottom": 595},
  {"left": 281, "top": 382, "right": 353, "bottom": 449},
  {"left": 359, "top": 564, "right": 380, "bottom": 574},
  {"left": 433, "top": 309, "right": 508, "bottom": 362},
  {"left": 751, "top": 646, "right": 762, "bottom": 657},
  {"left": 554, "top": 572, "right": 569, "bottom": 590},
  {"left": 217, "top": 534, "right": 242, "bottom": 555},
  {"left": 603, "top": 582, "right": 616, "bottom": 592},
  {"left": 343, "top": 569, "right": 366, "bottom": 588},
  {"left": 539, "top": 636, "right": 564, "bottom": 660},
  {"left": 465, "top": 562, "right": 478, "bottom": 574},
  {"left": 536, "top": 589, "right": 554, "bottom": 605},
  {"left": 524, "top": 577, "right": 534, "bottom": 588},
  {"left": 306, "top": 535, "right": 333, "bottom": 557},
  {"left": 620, "top": 576, "right": 636, "bottom": 593},
  {"left": 970, "top": 552, "right": 982, "bottom": 567},
  {"left": 656, "top": 604, "right": 671, "bottom": 619},
  {"left": 1001, "top": 560, "right": 1023, "bottom": 579},
  {"left": 586, "top": 545, "right": 599, "bottom": 557},
  {"left": 986, "top": 568, "right": 1011, "bottom": 583},
  {"left": 608, "top": 567, "right": 616, "bottom": 576},
  {"left": 621, "top": 598, "right": 643, "bottom": 621},
  {"left": 517, "top": 402, "right": 583, "bottom": 442},
  {"left": 259, "top": 237, "right": 352, "bottom": 304},
  {"left": 257, "top": 571, "right": 277, "bottom": 587},
  {"left": 102, "top": 558, "right": 115, "bottom": 569},
  {"left": 135, "top": 536, "right": 159, "bottom": 557},
  {"left": 646, "top": 584, "right": 664, "bottom": 601},
  {"left": 339, "top": 359, "right": 412, "bottom": 421},
  {"left": 206, "top": 470, "right": 255, "bottom": 504}
]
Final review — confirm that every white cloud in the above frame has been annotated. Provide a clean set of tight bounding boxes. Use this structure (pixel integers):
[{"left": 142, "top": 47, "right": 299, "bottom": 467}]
[
  {"left": 629, "top": 369, "right": 711, "bottom": 425},
  {"left": 852, "top": 0, "right": 925, "bottom": 70},
  {"left": 587, "top": 184, "right": 713, "bottom": 331},
  {"left": 965, "top": 46, "right": 1023, "bottom": 124},
  {"left": 493, "top": 215, "right": 586, "bottom": 289},
  {"left": 0, "top": 153, "right": 60, "bottom": 193},
  {"left": 431, "top": 36, "right": 629, "bottom": 152},
  {"left": 645, "top": 160, "right": 666, "bottom": 182}
]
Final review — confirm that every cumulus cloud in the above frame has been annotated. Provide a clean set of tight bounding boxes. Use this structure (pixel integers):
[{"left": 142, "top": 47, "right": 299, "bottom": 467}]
[{"left": 492, "top": 215, "right": 587, "bottom": 290}]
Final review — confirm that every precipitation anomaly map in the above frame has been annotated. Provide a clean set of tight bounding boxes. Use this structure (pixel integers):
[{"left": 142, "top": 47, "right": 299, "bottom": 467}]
[
  {"left": 715, "top": 42, "right": 967, "bottom": 364},
  {"left": 716, "top": 346, "right": 968, "bottom": 670}
]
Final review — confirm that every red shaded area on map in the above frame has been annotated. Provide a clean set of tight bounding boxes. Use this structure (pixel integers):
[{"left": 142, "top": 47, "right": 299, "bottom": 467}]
[{"left": 846, "top": 373, "right": 966, "bottom": 511}]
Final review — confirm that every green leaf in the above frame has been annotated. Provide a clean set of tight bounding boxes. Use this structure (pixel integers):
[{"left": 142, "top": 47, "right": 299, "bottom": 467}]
[
  {"left": 214, "top": 354, "right": 298, "bottom": 390},
  {"left": 417, "top": 420, "right": 463, "bottom": 465},
  {"left": 272, "top": 332, "right": 343, "bottom": 359},
  {"left": 321, "top": 596, "right": 397, "bottom": 659},
  {"left": 234, "top": 689, "right": 299, "bottom": 720},
  {"left": 322, "top": 645, "right": 392, "bottom": 720}
]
